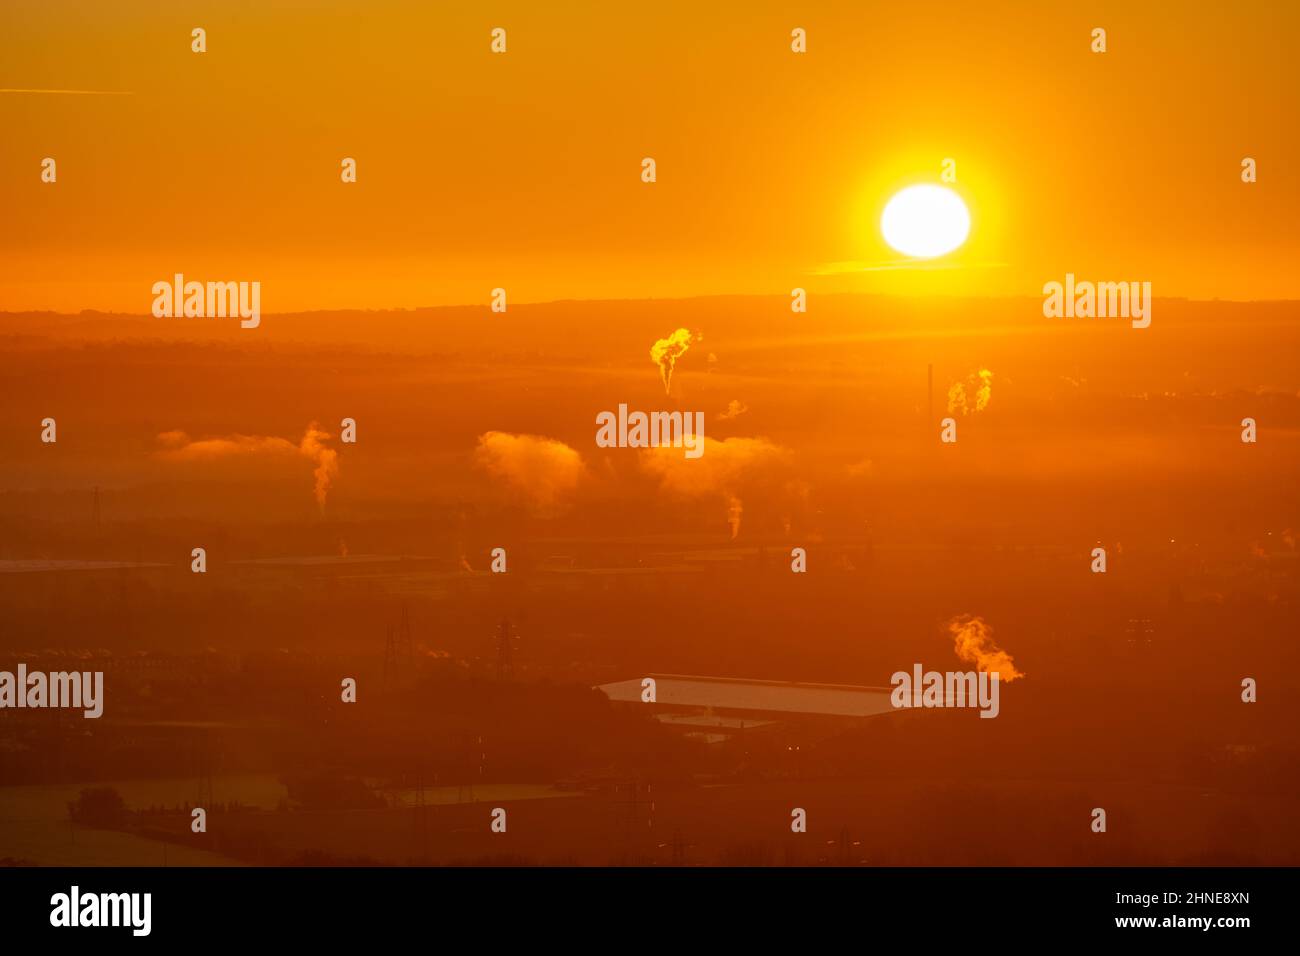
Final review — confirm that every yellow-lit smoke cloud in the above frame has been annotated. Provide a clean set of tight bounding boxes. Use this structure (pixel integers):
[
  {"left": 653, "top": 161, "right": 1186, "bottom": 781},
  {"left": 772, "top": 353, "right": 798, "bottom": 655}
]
[
  {"left": 474, "top": 431, "right": 583, "bottom": 516},
  {"left": 649, "top": 328, "right": 695, "bottom": 395},
  {"left": 948, "top": 614, "right": 1023, "bottom": 682},
  {"left": 156, "top": 422, "right": 339, "bottom": 511},
  {"left": 947, "top": 368, "right": 994, "bottom": 415}
]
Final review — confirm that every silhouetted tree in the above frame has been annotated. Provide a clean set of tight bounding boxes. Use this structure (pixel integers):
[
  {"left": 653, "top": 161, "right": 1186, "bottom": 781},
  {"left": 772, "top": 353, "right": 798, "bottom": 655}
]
[{"left": 68, "top": 787, "right": 128, "bottom": 828}]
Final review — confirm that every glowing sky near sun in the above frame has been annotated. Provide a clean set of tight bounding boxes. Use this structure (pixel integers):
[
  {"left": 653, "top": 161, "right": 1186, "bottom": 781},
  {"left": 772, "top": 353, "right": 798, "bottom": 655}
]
[{"left": 0, "top": 0, "right": 1296, "bottom": 312}]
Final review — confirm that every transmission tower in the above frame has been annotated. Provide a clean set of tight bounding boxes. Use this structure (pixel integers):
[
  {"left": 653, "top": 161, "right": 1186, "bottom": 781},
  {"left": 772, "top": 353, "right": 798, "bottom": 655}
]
[
  {"left": 383, "top": 603, "right": 415, "bottom": 693},
  {"left": 454, "top": 731, "right": 480, "bottom": 803},
  {"left": 494, "top": 617, "right": 517, "bottom": 680},
  {"left": 620, "top": 777, "right": 655, "bottom": 845}
]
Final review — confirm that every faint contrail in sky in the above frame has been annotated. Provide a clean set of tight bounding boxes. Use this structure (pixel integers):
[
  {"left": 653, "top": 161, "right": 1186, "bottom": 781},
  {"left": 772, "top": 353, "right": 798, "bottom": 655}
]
[{"left": 0, "top": 88, "right": 133, "bottom": 95}]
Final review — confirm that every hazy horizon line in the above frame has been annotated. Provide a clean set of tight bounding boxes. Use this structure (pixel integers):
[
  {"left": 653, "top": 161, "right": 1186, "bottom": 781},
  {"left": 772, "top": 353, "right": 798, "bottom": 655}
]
[{"left": 3, "top": 290, "right": 1298, "bottom": 319}]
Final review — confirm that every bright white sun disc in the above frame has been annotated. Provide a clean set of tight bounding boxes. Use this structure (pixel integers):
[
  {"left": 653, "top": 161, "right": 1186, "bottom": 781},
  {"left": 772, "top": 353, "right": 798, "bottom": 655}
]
[{"left": 880, "top": 185, "right": 970, "bottom": 258}]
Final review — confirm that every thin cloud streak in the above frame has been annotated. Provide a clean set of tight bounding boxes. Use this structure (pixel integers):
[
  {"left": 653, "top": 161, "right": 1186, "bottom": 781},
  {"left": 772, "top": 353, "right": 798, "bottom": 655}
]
[{"left": 811, "top": 260, "right": 1010, "bottom": 276}]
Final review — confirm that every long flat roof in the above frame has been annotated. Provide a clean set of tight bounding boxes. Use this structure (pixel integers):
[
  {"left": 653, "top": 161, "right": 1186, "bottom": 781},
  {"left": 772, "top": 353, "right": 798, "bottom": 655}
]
[{"left": 595, "top": 673, "right": 896, "bottom": 718}]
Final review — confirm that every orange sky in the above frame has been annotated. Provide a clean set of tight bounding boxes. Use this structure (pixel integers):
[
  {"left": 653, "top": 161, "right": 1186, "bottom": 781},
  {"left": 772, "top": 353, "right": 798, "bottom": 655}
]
[{"left": 1, "top": 0, "right": 1296, "bottom": 312}]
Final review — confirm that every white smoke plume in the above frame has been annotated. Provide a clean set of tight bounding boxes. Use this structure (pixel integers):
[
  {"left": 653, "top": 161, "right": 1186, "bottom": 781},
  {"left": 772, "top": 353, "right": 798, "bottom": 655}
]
[
  {"left": 948, "top": 614, "right": 1023, "bottom": 682},
  {"left": 717, "top": 399, "right": 749, "bottom": 421},
  {"left": 156, "top": 421, "right": 340, "bottom": 511},
  {"left": 641, "top": 435, "right": 788, "bottom": 540},
  {"left": 473, "top": 431, "right": 584, "bottom": 516}
]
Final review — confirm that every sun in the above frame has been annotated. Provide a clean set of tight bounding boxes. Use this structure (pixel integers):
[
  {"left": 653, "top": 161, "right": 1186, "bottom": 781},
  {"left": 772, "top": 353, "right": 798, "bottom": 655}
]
[{"left": 880, "top": 184, "right": 970, "bottom": 258}]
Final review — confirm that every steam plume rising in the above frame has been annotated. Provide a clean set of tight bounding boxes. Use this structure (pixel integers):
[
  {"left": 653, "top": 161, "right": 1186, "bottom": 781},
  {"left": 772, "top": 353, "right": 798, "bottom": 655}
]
[
  {"left": 947, "top": 368, "right": 994, "bottom": 415},
  {"left": 156, "top": 422, "right": 340, "bottom": 511},
  {"left": 718, "top": 399, "right": 748, "bottom": 421},
  {"left": 299, "top": 423, "right": 339, "bottom": 511},
  {"left": 649, "top": 328, "right": 695, "bottom": 395},
  {"left": 641, "top": 435, "right": 788, "bottom": 540},
  {"left": 474, "top": 431, "right": 583, "bottom": 516},
  {"left": 726, "top": 494, "right": 743, "bottom": 539},
  {"left": 948, "top": 614, "right": 1023, "bottom": 681}
]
